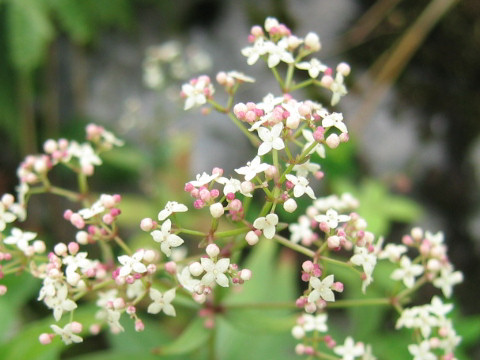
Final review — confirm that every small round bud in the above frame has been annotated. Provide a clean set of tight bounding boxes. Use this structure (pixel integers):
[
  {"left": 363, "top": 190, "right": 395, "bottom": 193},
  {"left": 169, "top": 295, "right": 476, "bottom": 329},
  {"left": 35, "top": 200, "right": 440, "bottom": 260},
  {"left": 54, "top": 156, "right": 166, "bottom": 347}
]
[
  {"left": 135, "top": 320, "right": 145, "bottom": 332},
  {"left": 33, "top": 240, "right": 46, "bottom": 254},
  {"left": 304, "top": 32, "right": 321, "bottom": 52},
  {"left": 209, "top": 203, "right": 224, "bottom": 218},
  {"left": 76, "top": 231, "right": 89, "bottom": 245},
  {"left": 54, "top": 243, "right": 67, "bottom": 257},
  {"left": 239, "top": 269, "right": 252, "bottom": 281},
  {"left": 189, "top": 262, "right": 204, "bottom": 277},
  {"left": 39, "top": 333, "right": 53, "bottom": 345},
  {"left": 143, "top": 249, "right": 156, "bottom": 263},
  {"left": 206, "top": 244, "right": 220, "bottom": 258},
  {"left": 283, "top": 198, "right": 297, "bottom": 213},
  {"left": 68, "top": 242, "right": 79, "bottom": 255},
  {"left": 336, "top": 62, "right": 351, "bottom": 76},
  {"left": 326, "top": 133, "right": 340, "bottom": 149},
  {"left": 70, "top": 321, "right": 83, "bottom": 333},
  {"left": 140, "top": 218, "right": 154, "bottom": 232},
  {"left": 291, "top": 325, "right": 305, "bottom": 339},
  {"left": 0, "top": 285, "right": 7, "bottom": 296},
  {"left": 245, "top": 231, "right": 259, "bottom": 246}
]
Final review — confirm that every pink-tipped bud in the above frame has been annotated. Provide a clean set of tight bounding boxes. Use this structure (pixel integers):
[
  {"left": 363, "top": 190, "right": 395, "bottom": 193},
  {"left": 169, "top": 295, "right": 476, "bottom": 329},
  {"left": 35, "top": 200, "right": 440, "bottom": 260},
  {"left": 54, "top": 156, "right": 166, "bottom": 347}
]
[
  {"left": 240, "top": 269, "right": 252, "bottom": 281},
  {"left": 68, "top": 242, "right": 79, "bottom": 255},
  {"left": 39, "top": 333, "right": 53, "bottom": 345},
  {"left": 70, "top": 321, "right": 83, "bottom": 334},
  {"left": 332, "top": 282, "right": 344, "bottom": 292},
  {"left": 302, "top": 260, "right": 314, "bottom": 273},
  {"left": 135, "top": 320, "right": 145, "bottom": 332},
  {"left": 165, "top": 261, "right": 177, "bottom": 274}
]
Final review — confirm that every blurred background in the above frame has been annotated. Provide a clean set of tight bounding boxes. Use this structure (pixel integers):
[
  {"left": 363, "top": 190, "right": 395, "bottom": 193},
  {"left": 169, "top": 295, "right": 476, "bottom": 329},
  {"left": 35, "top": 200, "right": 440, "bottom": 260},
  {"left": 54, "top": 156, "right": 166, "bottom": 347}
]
[{"left": 0, "top": 0, "right": 479, "bottom": 359}]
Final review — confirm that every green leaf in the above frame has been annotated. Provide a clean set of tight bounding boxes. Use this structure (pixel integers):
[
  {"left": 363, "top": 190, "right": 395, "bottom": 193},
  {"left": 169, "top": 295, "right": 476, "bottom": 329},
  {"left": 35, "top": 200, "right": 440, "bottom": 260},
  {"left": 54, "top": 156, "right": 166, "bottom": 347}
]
[
  {"left": 333, "top": 179, "right": 422, "bottom": 235},
  {"left": 49, "top": 0, "right": 93, "bottom": 44},
  {"left": 0, "top": 305, "right": 98, "bottom": 360},
  {"left": 154, "top": 317, "right": 210, "bottom": 356},
  {"left": 7, "top": 0, "right": 54, "bottom": 72}
]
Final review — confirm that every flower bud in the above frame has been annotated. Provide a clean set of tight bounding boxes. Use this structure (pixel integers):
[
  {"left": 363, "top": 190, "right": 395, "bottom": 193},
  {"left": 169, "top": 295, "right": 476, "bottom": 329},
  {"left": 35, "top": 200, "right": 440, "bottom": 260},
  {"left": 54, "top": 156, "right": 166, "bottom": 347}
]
[
  {"left": 206, "top": 244, "right": 220, "bottom": 258},
  {"left": 209, "top": 203, "right": 224, "bottom": 218},
  {"left": 283, "top": 198, "right": 297, "bottom": 213},
  {"left": 245, "top": 230, "right": 259, "bottom": 245},
  {"left": 304, "top": 32, "right": 321, "bottom": 51},
  {"left": 189, "top": 262, "right": 204, "bottom": 277},
  {"left": 326, "top": 133, "right": 340, "bottom": 149}
]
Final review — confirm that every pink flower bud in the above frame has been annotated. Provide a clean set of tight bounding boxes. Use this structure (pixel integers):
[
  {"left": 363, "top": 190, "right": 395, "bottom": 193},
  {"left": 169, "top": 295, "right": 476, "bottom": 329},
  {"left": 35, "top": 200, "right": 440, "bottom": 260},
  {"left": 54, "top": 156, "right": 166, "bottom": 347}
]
[
  {"left": 135, "top": 320, "right": 145, "bottom": 332},
  {"left": 326, "top": 133, "right": 340, "bottom": 149},
  {"left": 39, "top": 333, "right": 53, "bottom": 345},
  {"left": 70, "top": 321, "right": 83, "bottom": 333},
  {"left": 165, "top": 261, "right": 177, "bottom": 274}
]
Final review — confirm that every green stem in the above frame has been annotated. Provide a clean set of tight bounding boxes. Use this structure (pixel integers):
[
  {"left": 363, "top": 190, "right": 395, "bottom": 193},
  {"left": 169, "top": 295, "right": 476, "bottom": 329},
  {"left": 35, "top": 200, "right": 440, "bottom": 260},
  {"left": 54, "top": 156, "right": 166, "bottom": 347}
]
[
  {"left": 279, "top": 141, "right": 318, "bottom": 183},
  {"left": 225, "top": 301, "right": 296, "bottom": 310},
  {"left": 289, "top": 78, "right": 314, "bottom": 92},
  {"left": 320, "top": 256, "right": 361, "bottom": 275},
  {"left": 215, "top": 227, "right": 250, "bottom": 238},
  {"left": 227, "top": 112, "right": 261, "bottom": 147},
  {"left": 273, "top": 234, "right": 315, "bottom": 257},
  {"left": 270, "top": 66, "right": 285, "bottom": 89},
  {"left": 395, "top": 276, "right": 427, "bottom": 302},
  {"left": 113, "top": 235, "right": 132, "bottom": 256},
  {"left": 327, "top": 297, "right": 391, "bottom": 308},
  {"left": 284, "top": 63, "right": 295, "bottom": 91},
  {"left": 178, "top": 228, "right": 207, "bottom": 237}
]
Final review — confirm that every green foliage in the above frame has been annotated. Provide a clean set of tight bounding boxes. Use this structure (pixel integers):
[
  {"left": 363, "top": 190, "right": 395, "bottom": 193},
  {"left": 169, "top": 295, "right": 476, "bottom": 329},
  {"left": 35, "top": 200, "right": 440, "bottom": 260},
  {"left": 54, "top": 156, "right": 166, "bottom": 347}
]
[
  {"left": 6, "top": 0, "right": 54, "bottom": 73},
  {"left": 333, "top": 179, "right": 423, "bottom": 235}
]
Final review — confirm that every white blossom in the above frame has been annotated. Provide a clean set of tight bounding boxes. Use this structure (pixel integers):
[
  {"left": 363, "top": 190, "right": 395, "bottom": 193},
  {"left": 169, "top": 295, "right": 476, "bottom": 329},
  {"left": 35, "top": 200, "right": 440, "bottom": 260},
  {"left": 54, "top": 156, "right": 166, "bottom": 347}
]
[
  {"left": 235, "top": 156, "right": 270, "bottom": 181},
  {"left": 289, "top": 215, "right": 314, "bottom": 244},
  {"left": 158, "top": 201, "right": 188, "bottom": 221},
  {"left": 285, "top": 174, "right": 315, "bottom": 199},
  {"left": 296, "top": 58, "right": 327, "bottom": 78},
  {"left": 315, "top": 208, "right": 350, "bottom": 229},
  {"left": 257, "top": 123, "right": 285, "bottom": 156},
  {"left": 322, "top": 112, "right": 348, "bottom": 133},
  {"left": 50, "top": 323, "right": 83, "bottom": 345},
  {"left": 3, "top": 227, "right": 37, "bottom": 253},
  {"left": 118, "top": 250, "right": 147, "bottom": 277},
  {"left": 302, "top": 129, "right": 325, "bottom": 158},
  {"left": 200, "top": 257, "right": 230, "bottom": 287},
  {"left": 308, "top": 274, "right": 335, "bottom": 303},
  {"left": 151, "top": 219, "right": 184, "bottom": 257},
  {"left": 432, "top": 265, "right": 463, "bottom": 298},
  {"left": 147, "top": 288, "right": 176, "bottom": 316},
  {"left": 334, "top": 337, "right": 365, "bottom": 360},
  {"left": 253, "top": 213, "right": 279, "bottom": 239},
  {"left": 391, "top": 256, "right": 424, "bottom": 288}
]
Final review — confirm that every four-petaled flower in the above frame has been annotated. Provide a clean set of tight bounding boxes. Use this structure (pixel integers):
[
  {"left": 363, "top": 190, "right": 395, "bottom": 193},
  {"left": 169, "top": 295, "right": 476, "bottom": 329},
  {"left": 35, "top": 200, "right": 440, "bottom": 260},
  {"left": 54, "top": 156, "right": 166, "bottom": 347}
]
[
  {"left": 118, "top": 250, "right": 147, "bottom": 277},
  {"left": 391, "top": 256, "right": 424, "bottom": 288},
  {"left": 315, "top": 208, "right": 350, "bottom": 229},
  {"left": 158, "top": 201, "right": 188, "bottom": 221},
  {"left": 147, "top": 288, "right": 176, "bottom": 316},
  {"left": 296, "top": 58, "right": 327, "bottom": 78},
  {"left": 285, "top": 174, "right": 316, "bottom": 199},
  {"left": 200, "top": 257, "right": 230, "bottom": 287},
  {"left": 302, "top": 129, "right": 325, "bottom": 158},
  {"left": 257, "top": 123, "right": 285, "bottom": 156},
  {"left": 322, "top": 112, "right": 348, "bottom": 133},
  {"left": 3, "top": 227, "right": 37, "bottom": 252},
  {"left": 334, "top": 337, "right": 365, "bottom": 360},
  {"left": 50, "top": 323, "right": 83, "bottom": 345},
  {"left": 253, "top": 213, "right": 279, "bottom": 239},
  {"left": 308, "top": 274, "right": 336, "bottom": 303},
  {"left": 181, "top": 76, "right": 214, "bottom": 110},
  {"left": 151, "top": 219, "right": 184, "bottom": 257},
  {"left": 235, "top": 156, "right": 270, "bottom": 181}
]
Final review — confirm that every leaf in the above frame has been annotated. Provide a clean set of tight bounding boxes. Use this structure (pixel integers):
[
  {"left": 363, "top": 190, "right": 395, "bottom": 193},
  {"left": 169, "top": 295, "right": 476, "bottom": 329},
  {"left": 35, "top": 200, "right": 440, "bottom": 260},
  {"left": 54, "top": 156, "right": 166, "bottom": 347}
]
[
  {"left": 49, "top": 0, "right": 93, "bottom": 44},
  {"left": 0, "top": 305, "right": 98, "bottom": 360},
  {"left": 6, "top": 0, "right": 54, "bottom": 72},
  {"left": 154, "top": 317, "right": 210, "bottom": 356}
]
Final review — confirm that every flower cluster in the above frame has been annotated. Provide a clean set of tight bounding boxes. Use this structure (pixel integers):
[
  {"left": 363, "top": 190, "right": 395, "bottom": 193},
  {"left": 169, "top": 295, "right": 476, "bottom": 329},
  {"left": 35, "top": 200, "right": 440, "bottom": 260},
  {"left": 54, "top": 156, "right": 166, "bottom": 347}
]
[{"left": 0, "top": 15, "right": 464, "bottom": 360}]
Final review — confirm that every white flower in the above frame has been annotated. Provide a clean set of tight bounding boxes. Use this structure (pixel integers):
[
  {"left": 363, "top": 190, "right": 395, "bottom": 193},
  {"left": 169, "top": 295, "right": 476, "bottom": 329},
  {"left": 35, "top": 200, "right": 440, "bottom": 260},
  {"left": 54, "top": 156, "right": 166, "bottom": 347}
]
[
  {"left": 235, "top": 156, "right": 270, "bottom": 181},
  {"left": 257, "top": 123, "right": 285, "bottom": 156},
  {"left": 289, "top": 215, "right": 314, "bottom": 244},
  {"left": 68, "top": 141, "right": 102, "bottom": 173},
  {"left": 177, "top": 267, "right": 201, "bottom": 293},
  {"left": 41, "top": 280, "right": 78, "bottom": 321},
  {"left": 253, "top": 213, "right": 279, "bottom": 239},
  {"left": 181, "top": 77, "right": 214, "bottom": 110},
  {"left": 147, "top": 288, "right": 176, "bottom": 316},
  {"left": 308, "top": 274, "right": 336, "bottom": 303},
  {"left": 158, "top": 201, "right": 188, "bottom": 221},
  {"left": 378, "top": 244, "right": 407, "bottom": 262},
  {"left": 0, "top": 203, "right": 16, "bottom": 231},
  {"left": 350, "top": 246, "right": 377, "bottom": 290},
  {"left": 292, "top": 160, "right": 320, "bottom": 178},
  {"left": 334, "top": 337, "right": 365, "bottom": 360},
  {"left": 432, "top": 265, "right": 463, "bottom": 298},
  {"left": 391, "top": 256, "right": 424, "bottom": 288},
  {"left": 330, "top": 72, "right": 348, "bottom": 106},
  {"left": 256, "top": 93, "right": 284, "bottom": 113},
  {"left": 188, "top": 172, "right": 219, "bottom": 187},
  {"left": 408, "top": 341, "right": 436, "bottom": 360},
  {"left": 63, "top": 252, "right": 94, "bottom": 285},
  {"left": 315, "top": 208, "right": 350, "bottom": 229},
  {"left": 285, "top": 174, "right": 316, "bottom": 199},
  {"left": 241, "top": 37, "right": 267, "bottom": 65},
  {"left": 3, "top": 227, "right": 37, "bottom": 252},
  {"left": 151, "top": 219, "right": 184, "bottom": 257},
  {"left": 302, "top": 129, "right": 325, "bottom": 158},
  {"left": 302, "top": 313, "right": 328, "bottom": 332},
  {"left": 200, "top": 257, "right": 230, "bottom": 287},
  {"left": 322, "top": 112, "right": 348, "bottom": 133},
  {"left": 265, "top": 39, "right": 294, "bottom": 68},
  {"left": 296, "top": 58, "right": 327, "bottom": 78},
  {"left": 78, "top": 199, "right": 105, "bottom": 219},
  {"left": 51, "top": 323, "right": 83, "bottom": 345},
  {"left": 227, "top": 71, "right": 255, "bottom": 83},
  {"left": 118, "top": 250, "right": 147, "bottom": 277}
]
